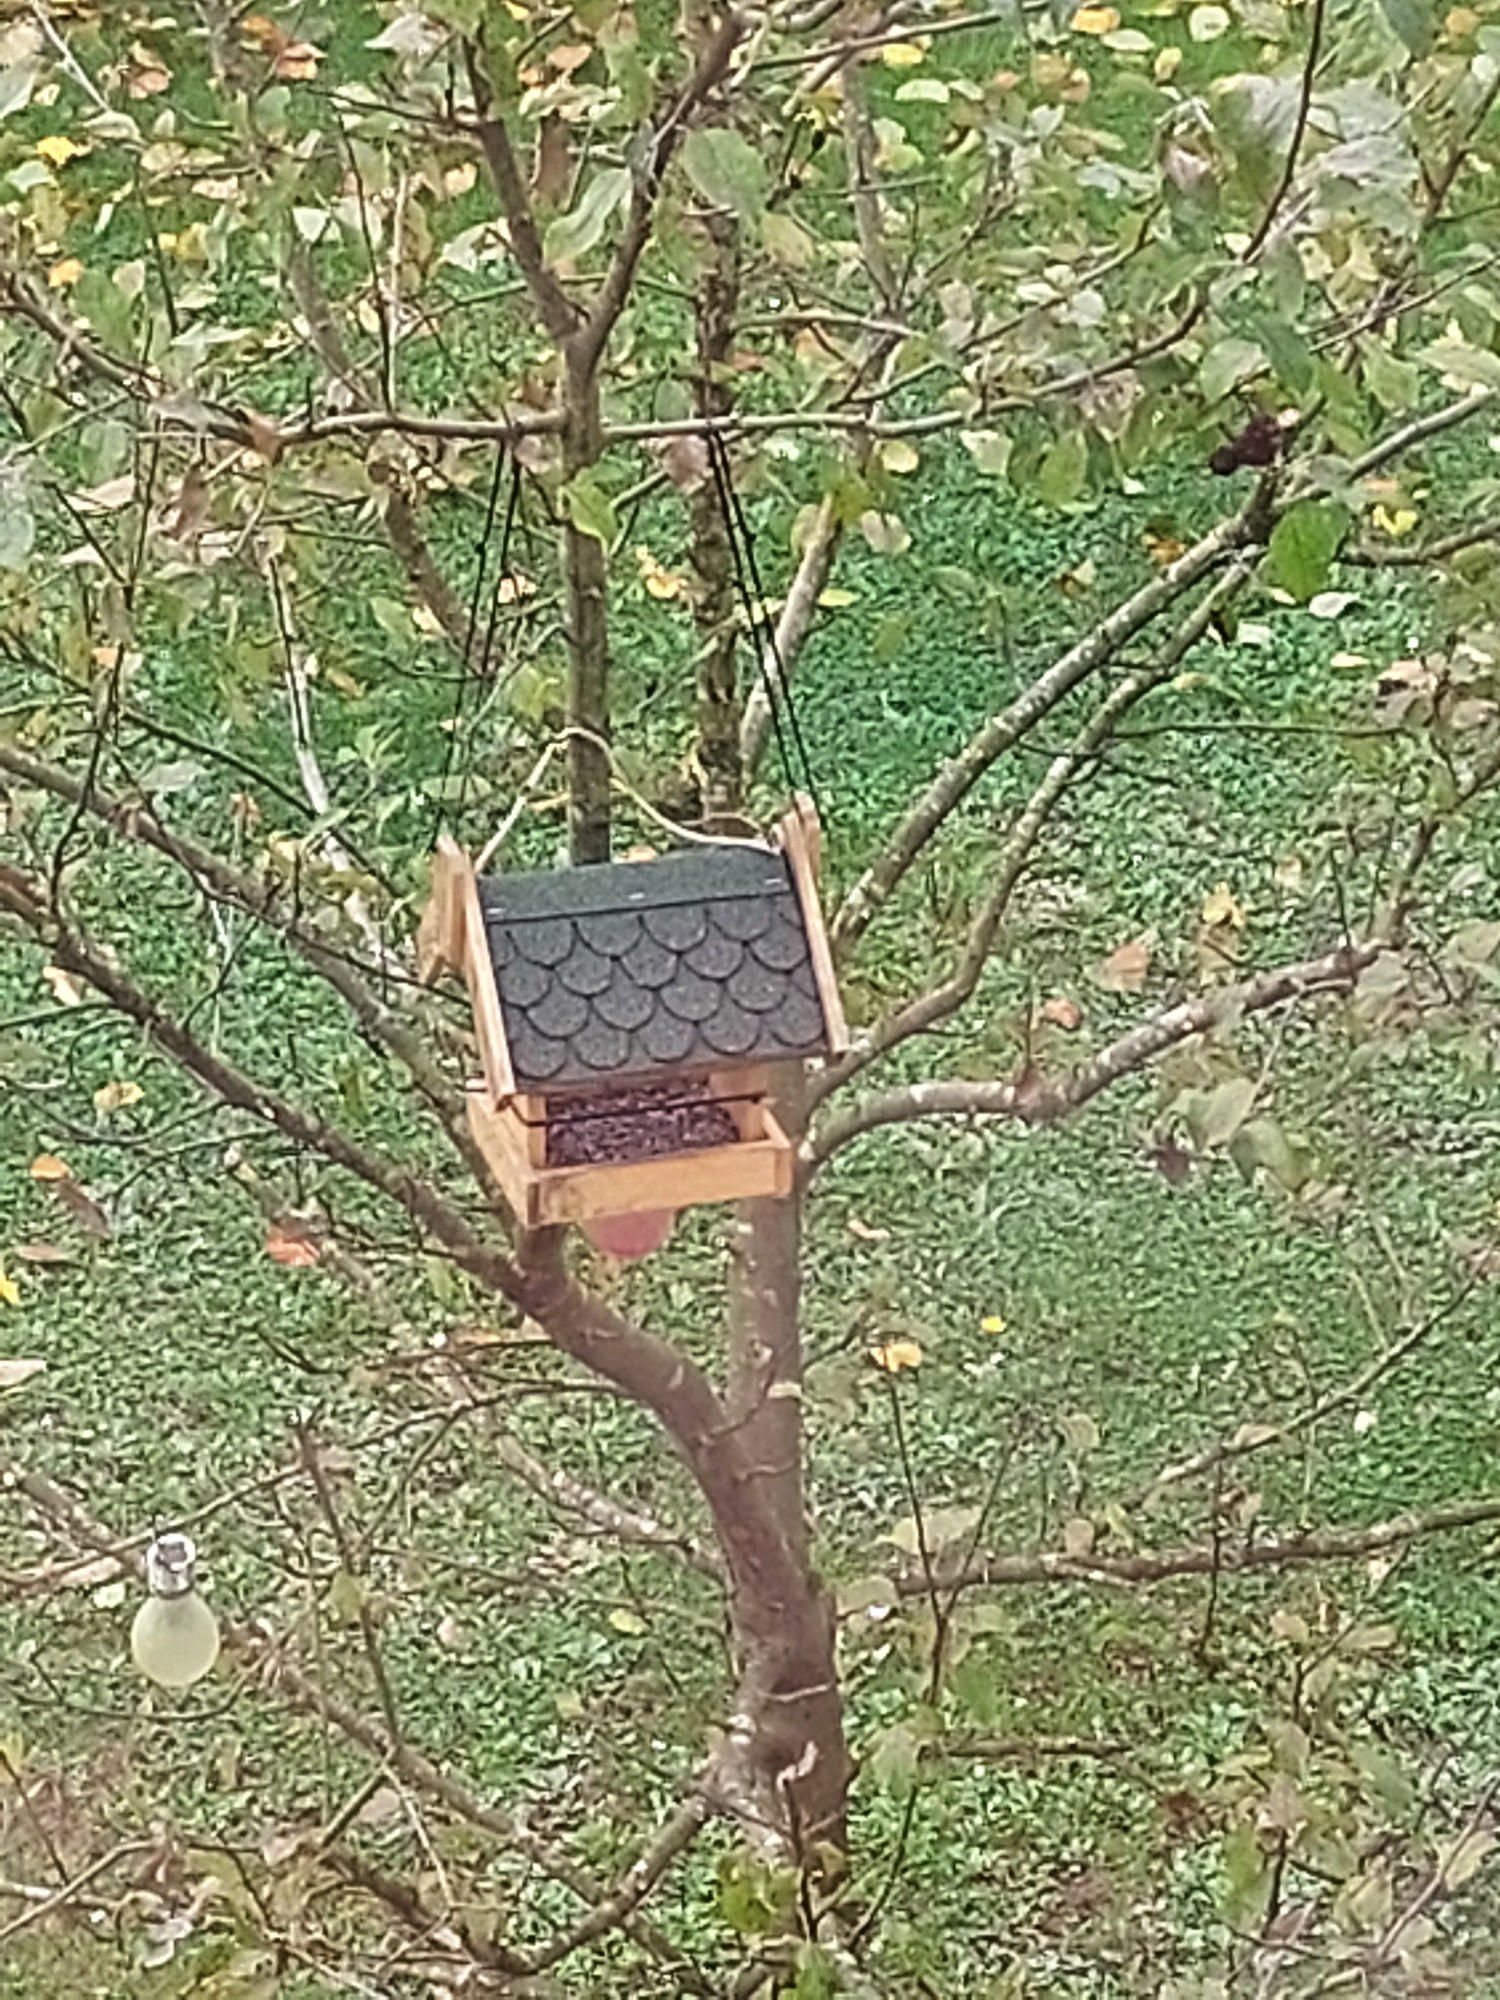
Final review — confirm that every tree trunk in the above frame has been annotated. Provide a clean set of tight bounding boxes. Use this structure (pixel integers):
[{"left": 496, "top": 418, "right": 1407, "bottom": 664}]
[
  {"left": 722, "top": 1070, "right": 851, "bottom": 1866},
  {"left": 562, "top": 359, "right": 611, "bottom": 864},
  {"left": 689, "top": 206, "right": 743, "bottom": 819}
]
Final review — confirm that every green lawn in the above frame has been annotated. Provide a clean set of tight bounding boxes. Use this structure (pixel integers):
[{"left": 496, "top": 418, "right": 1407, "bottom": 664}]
[
  {"left": 5, "top": 428, "right": 1500, "bottom": 1994},
  {"left": 3, "top": 0, "right": 1500, "bottom": 1984}
]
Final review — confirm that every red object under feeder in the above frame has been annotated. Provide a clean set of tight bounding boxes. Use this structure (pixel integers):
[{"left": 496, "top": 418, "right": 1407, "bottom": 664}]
[{"left": 580, "top": 1209, "right": 677, "bottom": 1260}]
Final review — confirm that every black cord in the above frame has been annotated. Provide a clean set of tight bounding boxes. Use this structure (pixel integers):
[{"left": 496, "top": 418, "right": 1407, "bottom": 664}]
[
  {"left": 705, "top": 428, "right": 822, "bottom": 818},
  {"left": 457, "top": 456, "right": 523, "bottom": 824},
  {"left": 428, "top": 447, "right": 508, "bottom": 852}
]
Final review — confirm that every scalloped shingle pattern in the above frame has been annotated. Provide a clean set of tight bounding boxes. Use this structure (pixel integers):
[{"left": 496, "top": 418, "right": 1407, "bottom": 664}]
[{"left": 478, "top": 845, "right": 832, "bottom": 1091}]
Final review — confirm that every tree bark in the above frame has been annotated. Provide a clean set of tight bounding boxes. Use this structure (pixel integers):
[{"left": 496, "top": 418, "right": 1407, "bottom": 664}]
[
  {"left": 562, "top": 360, "right": 612, "bottom": 864},
  {"left": 722, "top": 1070, "right": 851, "bottom": 1865},
  {"left": 689, "top": 206, "right": 743, "bottom": 818}
]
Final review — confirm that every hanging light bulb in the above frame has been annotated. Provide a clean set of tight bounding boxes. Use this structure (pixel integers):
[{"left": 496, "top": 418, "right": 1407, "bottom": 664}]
[{"left": 130, "top": 1531, "right": 221, "bottom": 1689}]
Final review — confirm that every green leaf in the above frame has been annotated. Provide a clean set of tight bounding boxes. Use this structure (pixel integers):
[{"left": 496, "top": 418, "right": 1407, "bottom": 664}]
[
  {"left": 1035, "top": 430, "right": 1088, "bottom": 509},
  {"left": 544, "top": 166, "right": 631, "bottom": 264},
  {"left": 1415, "top": 337, "right": 1500, "bottom": 390},
  {"left": 1222, "top": 1821, "right": 1272, "bottom": 1926},
  {"left": 1377, "top": 0, "right": 1433, "bottom": 55},
  {"left": 1230, "top": 1115, "right": 1308, "bottom": 1190},
  {"left": 868, "top": 1720, "right": 922, "bottom": 1799},
  {"left": 1360, "top": 340, "right": 1421, "bottom": 413},
  {"left": 560, "top": 470, "right": 619, "bottom": 545},
  {"left": 681, "top": 127, "right": 767, "bottom": 222},
  {"left": 1188, "top": 1076, "right": 1258, "bottom": 1150},
  {"left": 0, "top": 492, "right": 34, "bottom": 571},
  {"left": 961, "top": 428, "right": 1012, "bottom": 478},
  {"left": 949, "top": 1646, "right": 1002, "bottom": 1727},
  {"left": 0, "top": 57, "right": 38, "bottom": 121},
  {"left": 1200, "top": 337, "right": 1265, "bottom": 405},
  {"left": 370, "top": 596, "right": 416, "bottom": 642},
  {"left": 1269, "top": 499, "right": 1347, "bottom": 601},
  {"left": 790, "top": 1945, "right": 839, "bottom": 2000},
  {"left": 761, "top": 209, "right": 814, "bottom": 268}
]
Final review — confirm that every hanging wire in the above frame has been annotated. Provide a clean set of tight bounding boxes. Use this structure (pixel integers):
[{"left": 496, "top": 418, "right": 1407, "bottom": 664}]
[
  {"left": 427, "top": 446, "right": 522, "bottom": 852},
  {"left": 456, "top": 454, "right": 523, "bottom": 824},
  {"left": 704, "top": 427, "right": 822, "bottom": 818}
]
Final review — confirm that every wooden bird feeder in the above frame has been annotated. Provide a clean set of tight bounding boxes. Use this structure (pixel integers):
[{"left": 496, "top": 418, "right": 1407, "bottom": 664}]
[{"left": 423, "top": 802, "right": 847, "bottom": 1235}]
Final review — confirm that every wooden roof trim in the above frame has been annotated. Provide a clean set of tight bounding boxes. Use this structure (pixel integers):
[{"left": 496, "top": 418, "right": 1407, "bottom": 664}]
[
  {"left": 454, "top": 843, "right": 516, "bottom": 1103},
  {"left": 776, "top": 794, "right": 849, "bottom": 1058}
]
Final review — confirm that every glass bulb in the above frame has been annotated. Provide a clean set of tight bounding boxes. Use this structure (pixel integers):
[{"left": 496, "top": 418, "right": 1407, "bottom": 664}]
[{"left": 131, "top": 1532, "right": 221, "bottom": 1689}]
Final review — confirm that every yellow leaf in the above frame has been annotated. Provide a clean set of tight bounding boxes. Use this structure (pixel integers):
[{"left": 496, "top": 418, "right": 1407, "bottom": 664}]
[
  {"left": 880, "top": 40, "right": 927, "bottom": 65},
  {"left": 0, "top": 1271, "right": 20, "bottom": 1308},
  {"left": 94, "top": 1079, "right": 144, "bottom": 1115},
  {"left": 981, "top": 1314, "right": 1006, "bottom": 1336},
  {"left": 1200, "top": 881, "right": 1247, "bottom": 930},
  {"left": 36, "top": 135, "right": 86, "bottom": 167},
  {"left": 1445, "top": 4, "right": 1479, "bottom": 32},
  {"left": 880, "top": 439, "right": 920, "bottom": 475},
  {"left": 1373, "top": 504, "right": 1418, "bottom": 538},
  {"left": 47, "top": 257, "right": 83, "bottom": 290},
  {"left": 818, "top": 587, "right": 856, "bottom": 607},
  {"left": 29, "top": 1154, "right": 72, "bottom": 1182},
  {"left": 634, "top": 546, "right": 685, "bottom": 601},
  {"left": 1070, "top": 4, "right": 1120, "bottom": 31},
  {"left": 869, "top": 1338, "right": 924, "bottom": 1373},
  {"left": 1154, "top": 45, "right": 1183, "bottom": 79},
  {"left": 608, "top": 1606, "right": 646, "bottom": 1635}
]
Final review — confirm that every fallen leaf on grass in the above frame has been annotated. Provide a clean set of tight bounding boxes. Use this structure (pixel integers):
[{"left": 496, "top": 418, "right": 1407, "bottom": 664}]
[
  {"left": 847, "top": 1216, "right": 891, "bottom": 1243},
  {"left": 1039, "top": 994, "right": 1083, "bottom": 1030},
  {"left": 0, "top": 1272, "right": 20, "bottom": 1308},
  {"left": 1200, "top": 881, "right": 1247, "bottom": 930},
  {"left": 51, "top": 1179, "right": 112, "bottom": 1239},
  {"left": 0, "top": 1357, "right": 44, "bottom": 1388},
  {"left": 36, "top": 135, "right": 87, "bottom": 167},
  {"left": 869, "top": 1338, "right": 923, "bottom": 1373},
  {"left": 94, "top": 1078, "right": 143, "bottom": 1115},
  {"left": 12, "top": 1241, "right": 73, "bottom": 1265},
  {"left": 29, "top": 1153, "right": 71, "bottom": 1181},
  {"left": 126, "top": 41, "right": 171, "bottom": 95},
  {"left": 1091, "top": 934, "right": 1153, "bottom": 993},
  {"left": 266, "top": 1218, "right": 321, "bottom": 1268}
]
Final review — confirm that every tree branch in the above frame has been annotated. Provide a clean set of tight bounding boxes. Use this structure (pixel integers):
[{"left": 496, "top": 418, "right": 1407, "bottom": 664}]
[
  {"left": 464, "top": 45, "right": 582, "bottom": 345},
  {"left": 807, "top": 940, "right": 1376, "bottom": 1169},
  {"left": 814, "top": 559, "right": 1256, "bottom": 1104},
  {"left": 0, "top": 739, "right": 484, "bottom": 1174},
  {"left": 571, "top": 10, "right": 748, "bottom": 382},
  {"left": 1241, "top": 0, "right": 1328, "bottom": 262},
  {"left": 0, "top": 860, "right": 522, "bottom": 1297},
  {"left": 741, "top": 496, "right": 841, "bottom": 779},
  {"left": 925, "top": 1493, "right": 1500, "bottom": 1595},
  {"left": 829, "top": 510, "right": 1255, "bottom": 956}
]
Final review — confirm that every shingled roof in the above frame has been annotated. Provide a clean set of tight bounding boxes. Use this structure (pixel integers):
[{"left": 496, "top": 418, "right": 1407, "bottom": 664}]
[{"left": 477, "top": 844, "right": 833, "bottom": 1092}]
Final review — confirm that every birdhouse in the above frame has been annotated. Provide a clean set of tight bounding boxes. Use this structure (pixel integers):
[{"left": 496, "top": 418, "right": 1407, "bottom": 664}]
[{"left": 424, "top": 803, "right": 847, "bottom": 1234}]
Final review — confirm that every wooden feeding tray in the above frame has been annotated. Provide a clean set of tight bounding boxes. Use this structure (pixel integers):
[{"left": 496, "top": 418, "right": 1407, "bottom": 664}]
[{"left": 425, "top": 802, "right": 847, "bottom": 1231}]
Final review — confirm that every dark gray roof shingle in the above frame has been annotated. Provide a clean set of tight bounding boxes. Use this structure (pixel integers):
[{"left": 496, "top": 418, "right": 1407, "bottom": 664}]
[{"left": 478, "top": 844, "right": 832, "bottom": 1091}]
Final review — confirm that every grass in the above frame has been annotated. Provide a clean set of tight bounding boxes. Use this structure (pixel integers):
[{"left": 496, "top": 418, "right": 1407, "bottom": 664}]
[
  {"left": 6, "top": 430, "right": 1500, "bottom": 1993},
  {"left": 3, "top": 3, "right": 1500, "bottom": 1993}
]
